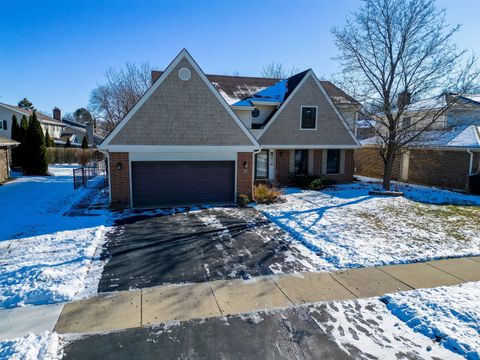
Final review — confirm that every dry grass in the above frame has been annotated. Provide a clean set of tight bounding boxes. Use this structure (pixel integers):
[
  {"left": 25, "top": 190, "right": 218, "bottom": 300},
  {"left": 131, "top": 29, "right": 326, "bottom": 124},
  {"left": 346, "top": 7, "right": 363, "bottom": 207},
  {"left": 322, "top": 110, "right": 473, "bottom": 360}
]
[{"left": 253, "top": 184, "right": 282, "bottom": 204}]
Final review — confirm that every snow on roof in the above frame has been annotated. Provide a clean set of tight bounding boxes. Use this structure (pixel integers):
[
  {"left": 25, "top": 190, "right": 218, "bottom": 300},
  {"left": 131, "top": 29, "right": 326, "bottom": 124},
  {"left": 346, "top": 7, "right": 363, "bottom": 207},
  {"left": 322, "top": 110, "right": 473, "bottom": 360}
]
[
  {"left": 404, "top": 95, "right": 447, "bottom": 112},
  {"left": 0, "top": 136, "right": 19, "bottom": 147},
  {"left": 361, "top": 125, "right": 480, "bottom": 148},
  {"left": 357, "top": 119, "right": 376, "bottom": 128},
  {"left": 151, "top": 70, "right": 358, "bottom": 107}
]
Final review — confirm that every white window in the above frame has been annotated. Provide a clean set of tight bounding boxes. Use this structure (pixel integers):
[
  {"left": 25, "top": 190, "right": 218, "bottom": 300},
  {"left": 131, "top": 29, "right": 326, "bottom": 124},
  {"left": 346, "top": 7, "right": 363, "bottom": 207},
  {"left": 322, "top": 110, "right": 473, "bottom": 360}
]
[
  {"left": 300, "top": 106, "right": 317, "bottom": 129},
  {"left": 255, "top": 150, "right": 269, "bottom": 179}
]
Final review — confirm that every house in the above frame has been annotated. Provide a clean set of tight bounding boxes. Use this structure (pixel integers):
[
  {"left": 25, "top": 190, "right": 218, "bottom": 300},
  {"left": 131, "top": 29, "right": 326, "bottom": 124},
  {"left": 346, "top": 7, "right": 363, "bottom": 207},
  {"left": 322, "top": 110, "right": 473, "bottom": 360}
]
[
  {"left": 0, "top": 136, "right": 19, "bottom": 183},
  {"left": 61, "top": 117, "right": 104, "bottom": 147},
  {"left": 99, "top": 49, "right": 360, "bottom": 208},
  {"left": 0, "top": 103, "right": 65, "bottom": 143},
  {"left": 355, "top": 94, "right": 480, "bottom": 191}
]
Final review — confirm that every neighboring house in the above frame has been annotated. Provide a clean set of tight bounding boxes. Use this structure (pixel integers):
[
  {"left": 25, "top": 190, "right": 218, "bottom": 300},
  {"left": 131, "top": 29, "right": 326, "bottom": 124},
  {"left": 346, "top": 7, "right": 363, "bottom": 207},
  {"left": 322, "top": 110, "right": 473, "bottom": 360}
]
[
  {"left": 61, "top": 118, "right": 104, "bottom": 147},
  {"left": 355, "top": 94, "right": 480, "bottom": 191},
  {"left": 0, "top": 136, "right": 19, "bottom": 183},
  {"left": 99, "top": 49, "right": 360, "bottom": 208},
  {"left": 0, "top": 103, "right": 65, "bottom": 142}
]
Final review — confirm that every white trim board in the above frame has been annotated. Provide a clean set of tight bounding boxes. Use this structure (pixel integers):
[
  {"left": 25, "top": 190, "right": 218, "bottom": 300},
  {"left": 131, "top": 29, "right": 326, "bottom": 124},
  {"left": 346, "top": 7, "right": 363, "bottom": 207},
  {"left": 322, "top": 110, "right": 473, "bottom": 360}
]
[
  {"left": 100, "top": 49, "right": 260, "bottom": 150},
  {"left": 260, "top": 144, "right": 361, "bottom": 149},
  {"left": 102, "top": 145, "right": 260, "bottom": 152}
]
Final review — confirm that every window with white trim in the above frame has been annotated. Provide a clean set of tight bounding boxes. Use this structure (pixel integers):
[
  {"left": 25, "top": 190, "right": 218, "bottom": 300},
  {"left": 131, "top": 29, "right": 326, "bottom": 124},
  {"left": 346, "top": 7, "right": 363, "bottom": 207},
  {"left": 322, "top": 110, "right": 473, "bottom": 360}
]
[
  {"left": 255, "top": 150, "right": 269, "bottom": 179},
  {"left": 300, "top": 107, "right": 317, "bottom": 129}
]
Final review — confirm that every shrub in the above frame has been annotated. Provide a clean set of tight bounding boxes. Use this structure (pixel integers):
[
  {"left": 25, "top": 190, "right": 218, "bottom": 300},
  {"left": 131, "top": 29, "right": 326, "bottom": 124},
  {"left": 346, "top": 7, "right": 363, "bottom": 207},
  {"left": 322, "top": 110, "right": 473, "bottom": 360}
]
[
  {"left": 469, "top": 174, "right": 480, "bottom": 195},
  {"left": 309, "top": 176, "right": 335, "bottom": 190},
  {"left": 288, "top": 173, "right": 316, "bottom": 189},
  {"left": 253, "top": 183, "right": 282, "bottom": 204},
  {"left": 237, "top": 194, "right": 251, "bottom": 207},
  {"left": 46, "top": 148, "right": 103, "bottom": 165}
]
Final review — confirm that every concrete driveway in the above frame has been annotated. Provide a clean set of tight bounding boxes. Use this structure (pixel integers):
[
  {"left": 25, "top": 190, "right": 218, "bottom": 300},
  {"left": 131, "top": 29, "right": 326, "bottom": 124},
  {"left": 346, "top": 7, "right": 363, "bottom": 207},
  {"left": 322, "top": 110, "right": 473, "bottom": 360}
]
[{"left": 98, "top": 207, "right": 315, "bottom": 292}]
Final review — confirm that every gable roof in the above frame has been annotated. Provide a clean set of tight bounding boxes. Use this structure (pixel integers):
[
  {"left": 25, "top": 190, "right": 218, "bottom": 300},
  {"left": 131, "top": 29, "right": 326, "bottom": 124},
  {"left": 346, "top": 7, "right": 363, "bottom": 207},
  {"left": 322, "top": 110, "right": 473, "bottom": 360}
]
[
  {"left": 0, "top": 102, "right": 65, "bottom": 127},
  {"left": 151, "top": 71, "right": 358, "bottom": 107},
  {"left": 257, "top": 70, "right": 361, "bottom": 146},
  {"left": 101, "top": 49, "right": 260, "bottom": 149}
]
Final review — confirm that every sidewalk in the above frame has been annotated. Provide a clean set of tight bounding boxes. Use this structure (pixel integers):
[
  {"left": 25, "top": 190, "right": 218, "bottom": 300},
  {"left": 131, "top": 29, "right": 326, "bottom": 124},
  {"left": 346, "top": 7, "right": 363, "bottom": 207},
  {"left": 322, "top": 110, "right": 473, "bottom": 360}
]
[{"left": 52, "top": 256, "right": 480, "bottom": 335}]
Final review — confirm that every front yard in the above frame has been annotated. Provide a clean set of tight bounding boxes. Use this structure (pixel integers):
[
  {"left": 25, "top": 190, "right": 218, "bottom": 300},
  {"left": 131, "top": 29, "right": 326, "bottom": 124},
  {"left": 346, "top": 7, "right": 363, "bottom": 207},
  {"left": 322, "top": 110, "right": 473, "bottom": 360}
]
[
  {"left": 1, "top": 167, "right": 479, "bottom": 359},
  {"left": 258, "top": 179, "right": 480, "bottom": 270}
]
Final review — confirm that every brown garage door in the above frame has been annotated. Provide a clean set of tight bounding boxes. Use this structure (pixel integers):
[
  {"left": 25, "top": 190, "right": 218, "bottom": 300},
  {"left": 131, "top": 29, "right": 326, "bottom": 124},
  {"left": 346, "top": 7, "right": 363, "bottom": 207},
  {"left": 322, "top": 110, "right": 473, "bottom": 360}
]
[{"left": 131, "top": 161, "right": 235, "bottom": 208}]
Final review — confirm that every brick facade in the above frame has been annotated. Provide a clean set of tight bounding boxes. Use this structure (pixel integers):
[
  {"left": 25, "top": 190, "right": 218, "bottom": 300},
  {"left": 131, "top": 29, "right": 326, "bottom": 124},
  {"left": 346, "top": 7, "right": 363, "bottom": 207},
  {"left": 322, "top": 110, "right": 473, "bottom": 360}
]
[
  {"left": 274, "top": 149, "right": 354, "bottom": 185},
  {"left": 408, "top": 149, "right": 470, "bottom": 190},
  {"left": 354, "top": 148, "right": 401, "bottom": 180},
  {"left": 109, "top": 152, "right": 130, "bottom": 207},
  {"left": 355, "top": 147, "right": 477, "bottom": 191},
  {"left": 237, "top": 152, "right": 254, "bottom": 198},
  {"left": 0, "top": 148, "right": 9, "bottom": 183}
]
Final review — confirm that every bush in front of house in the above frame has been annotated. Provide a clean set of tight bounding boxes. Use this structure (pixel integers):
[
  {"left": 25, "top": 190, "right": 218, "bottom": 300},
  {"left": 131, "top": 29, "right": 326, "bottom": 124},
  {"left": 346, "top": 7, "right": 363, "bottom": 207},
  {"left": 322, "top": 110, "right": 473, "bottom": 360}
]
[
  {"left": 237, "top": 194, "right": 251, "bottom": 207},
  {"left": 469, "top": 174, "right": 480, "bottom": 195},
  {"left": 309, "top": 176, "right": 335, "bottom": 190},
  {"left": 288, "top": 173, "right": 316, "bottom": 189},
  {"left": 253, "top": 183, "right": 282, "bottom": 204},
  {"left": 47, "top": 148, "right": 103, "bottom": 165}
]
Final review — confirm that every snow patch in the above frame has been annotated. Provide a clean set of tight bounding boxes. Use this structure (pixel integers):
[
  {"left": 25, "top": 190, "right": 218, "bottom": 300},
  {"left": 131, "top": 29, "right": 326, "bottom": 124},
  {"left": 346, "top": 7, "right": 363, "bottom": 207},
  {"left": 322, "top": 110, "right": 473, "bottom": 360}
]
[{"left": 0, "top": 331, "right": 63, "bottom": 360}]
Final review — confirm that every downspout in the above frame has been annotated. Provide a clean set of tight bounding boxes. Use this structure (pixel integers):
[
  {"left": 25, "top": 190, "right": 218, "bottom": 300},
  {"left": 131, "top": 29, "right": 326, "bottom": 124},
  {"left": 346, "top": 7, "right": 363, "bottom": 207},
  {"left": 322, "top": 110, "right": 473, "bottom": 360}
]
[
  {"left": 467, "top": 149, "right": 474, "bottom": 175},
  {"left": 98, "top": 148, "right": 111, "bottom": 203}
]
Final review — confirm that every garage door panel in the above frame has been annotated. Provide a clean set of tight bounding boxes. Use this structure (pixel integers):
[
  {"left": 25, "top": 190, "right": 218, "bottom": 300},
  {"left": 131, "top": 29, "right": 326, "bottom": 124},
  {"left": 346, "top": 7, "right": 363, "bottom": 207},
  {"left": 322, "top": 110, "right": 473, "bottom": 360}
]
[{"left": 131, "top": 161, "right": 235, "bottom": 208}]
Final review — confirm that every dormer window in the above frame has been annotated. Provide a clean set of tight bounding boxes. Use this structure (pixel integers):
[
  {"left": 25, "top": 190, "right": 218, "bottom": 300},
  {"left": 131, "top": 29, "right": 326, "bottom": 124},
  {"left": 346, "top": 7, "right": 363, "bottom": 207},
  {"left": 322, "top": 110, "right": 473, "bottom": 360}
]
[{"left": 300, "top": 106, "right": 317, "bottom": 129}]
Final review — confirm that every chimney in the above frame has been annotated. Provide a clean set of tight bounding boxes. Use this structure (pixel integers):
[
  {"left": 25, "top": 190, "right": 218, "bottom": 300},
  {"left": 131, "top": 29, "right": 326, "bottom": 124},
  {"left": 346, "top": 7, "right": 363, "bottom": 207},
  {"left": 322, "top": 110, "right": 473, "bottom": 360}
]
[
  {"left": 86, "top": 121, "right": 94, "bottom": 146},
  {"left": 53, "top": 107, "right": 61, "bottom": 121},
  {"left": 397, "top": 92, "right": 411, "bottom": 109}
]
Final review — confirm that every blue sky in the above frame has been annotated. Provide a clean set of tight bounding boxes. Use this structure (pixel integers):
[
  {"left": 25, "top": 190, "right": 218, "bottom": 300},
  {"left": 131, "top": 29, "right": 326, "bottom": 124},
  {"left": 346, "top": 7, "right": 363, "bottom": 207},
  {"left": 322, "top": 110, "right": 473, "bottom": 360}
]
[{"left": 1, "top": 0, "right": 479, "bottom": 115}]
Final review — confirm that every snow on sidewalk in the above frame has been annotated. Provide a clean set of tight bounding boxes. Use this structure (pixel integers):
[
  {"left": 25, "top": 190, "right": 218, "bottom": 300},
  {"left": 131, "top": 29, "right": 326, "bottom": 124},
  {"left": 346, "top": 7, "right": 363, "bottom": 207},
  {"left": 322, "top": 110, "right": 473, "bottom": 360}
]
[
  {"left": 382, "top": 282, "right": 480, "bottom": 359},
  {"left": 0, "top": 331, "right": 62, "bottom": 360},
  {"left": 258, "top": 182, "right": 480, "bottom": 270},
  {"left": 0, "top": 165, "right": 113, "bottom": 309}
]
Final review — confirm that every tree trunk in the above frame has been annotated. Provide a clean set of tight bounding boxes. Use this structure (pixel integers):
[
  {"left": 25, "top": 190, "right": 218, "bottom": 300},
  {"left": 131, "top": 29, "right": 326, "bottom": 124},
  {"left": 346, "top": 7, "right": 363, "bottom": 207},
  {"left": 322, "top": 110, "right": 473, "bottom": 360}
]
[{"left": 382, "top": 151, "right": 396, "bottom": 191}]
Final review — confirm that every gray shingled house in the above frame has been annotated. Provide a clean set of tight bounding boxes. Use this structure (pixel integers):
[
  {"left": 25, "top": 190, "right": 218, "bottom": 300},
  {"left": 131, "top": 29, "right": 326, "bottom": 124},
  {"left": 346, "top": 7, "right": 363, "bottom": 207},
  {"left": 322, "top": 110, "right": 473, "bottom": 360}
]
[{"left": 100, "top": 49, "right": 360, "bottom": 208}]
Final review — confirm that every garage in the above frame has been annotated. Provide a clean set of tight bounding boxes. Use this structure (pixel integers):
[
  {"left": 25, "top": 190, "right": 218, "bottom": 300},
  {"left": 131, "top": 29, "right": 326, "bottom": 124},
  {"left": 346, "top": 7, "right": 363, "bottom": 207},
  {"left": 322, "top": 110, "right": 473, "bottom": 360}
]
[{"left": 131, "top": 161, "right": 235, "bottom": 208}]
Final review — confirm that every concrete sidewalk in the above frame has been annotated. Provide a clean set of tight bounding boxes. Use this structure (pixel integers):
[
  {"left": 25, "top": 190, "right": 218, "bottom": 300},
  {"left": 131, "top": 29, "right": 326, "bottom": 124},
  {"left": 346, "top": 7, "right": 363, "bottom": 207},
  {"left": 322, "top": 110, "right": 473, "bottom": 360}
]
[{"left": 54, "top": 256, "right": 480, "bottom": 335}]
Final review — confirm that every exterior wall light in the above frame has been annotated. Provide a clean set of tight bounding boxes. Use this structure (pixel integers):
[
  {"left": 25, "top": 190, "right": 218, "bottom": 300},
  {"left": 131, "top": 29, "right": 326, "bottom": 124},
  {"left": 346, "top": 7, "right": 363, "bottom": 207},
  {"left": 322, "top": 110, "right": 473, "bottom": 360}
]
[
  {"left": 243, "top": 161, "right": 248, "bottom": 169},
  {"left": 117, "top": 162, "right": 123, "bottom": 171}
]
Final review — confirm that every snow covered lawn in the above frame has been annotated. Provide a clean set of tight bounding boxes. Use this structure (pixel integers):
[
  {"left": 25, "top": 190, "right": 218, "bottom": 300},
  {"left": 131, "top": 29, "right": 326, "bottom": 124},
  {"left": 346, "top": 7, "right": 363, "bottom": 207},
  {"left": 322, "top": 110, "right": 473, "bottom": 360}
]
[
  {"left": 0, "top": 165, "right": 112, "bottom": 309},
  {"left": 258, "top": 180, "right": 480, "bottom": 271}
]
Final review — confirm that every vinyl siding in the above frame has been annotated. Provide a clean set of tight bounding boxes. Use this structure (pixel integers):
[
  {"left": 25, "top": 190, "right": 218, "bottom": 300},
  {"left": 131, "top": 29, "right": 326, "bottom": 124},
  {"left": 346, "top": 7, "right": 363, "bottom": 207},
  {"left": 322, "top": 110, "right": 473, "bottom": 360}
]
[
  {"left": 258, "top": 76, "right": 358, "bottom": 146},
  {"left": 110, "top": 58, "right": 254, "bottom": 146}
]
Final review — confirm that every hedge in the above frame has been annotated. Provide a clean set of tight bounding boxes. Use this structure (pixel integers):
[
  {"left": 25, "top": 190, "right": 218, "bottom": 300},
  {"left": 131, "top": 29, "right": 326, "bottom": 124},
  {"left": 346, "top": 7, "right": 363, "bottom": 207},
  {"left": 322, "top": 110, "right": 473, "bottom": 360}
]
[{"left": 47, "top": 148, "right": 103, "bottom": 165}]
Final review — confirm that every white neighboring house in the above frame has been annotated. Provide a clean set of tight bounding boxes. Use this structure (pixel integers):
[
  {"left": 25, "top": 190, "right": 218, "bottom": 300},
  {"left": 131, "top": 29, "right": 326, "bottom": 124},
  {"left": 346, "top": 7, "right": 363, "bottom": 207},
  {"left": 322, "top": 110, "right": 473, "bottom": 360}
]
[{"left": 0, "top": 102, "right": 65, "bottom": 142}]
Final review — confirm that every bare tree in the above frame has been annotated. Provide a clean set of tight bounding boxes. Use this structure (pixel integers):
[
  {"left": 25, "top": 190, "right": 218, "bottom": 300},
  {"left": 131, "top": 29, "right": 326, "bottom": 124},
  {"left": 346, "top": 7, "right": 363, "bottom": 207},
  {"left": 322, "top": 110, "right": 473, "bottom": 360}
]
[
  {"left": 89, "top": 62, "right": 154, "bottom": 132},
  {"left": 261, "top": 62, "right": 300, "bottom": 79},
  {"left": 332, "top": 0, "right": 479, "bottom": 190}
]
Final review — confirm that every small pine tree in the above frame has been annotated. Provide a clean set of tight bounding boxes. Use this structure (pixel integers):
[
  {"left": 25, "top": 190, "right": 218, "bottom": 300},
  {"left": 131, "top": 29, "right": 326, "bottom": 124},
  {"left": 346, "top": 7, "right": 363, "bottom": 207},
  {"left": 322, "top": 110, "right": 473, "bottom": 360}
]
[
  {"left": 81, "top": 135, "right": 88, "bottom": 150},
  {"left": 18, "top": 97, "right": 35, "bottom": 111},
  {"left": 16, "top": 115, "right": 29, "bottom": 168},
  {"left": 65, "top": 138, "right": 72, "bottom": 148},
  {"left": 10, "top": 115, "right": 21, "bottom": 168},
  {"left": 23, "top": 111, "right": 48, "bottom": 175},
  {"left": 45, "top": 130, "right": 52, "bottom": 148}
]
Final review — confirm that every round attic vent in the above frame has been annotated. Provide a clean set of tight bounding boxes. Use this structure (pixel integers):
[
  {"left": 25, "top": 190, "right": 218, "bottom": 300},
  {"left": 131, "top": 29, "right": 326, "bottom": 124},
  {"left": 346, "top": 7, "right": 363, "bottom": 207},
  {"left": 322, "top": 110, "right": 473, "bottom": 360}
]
[{"left": 178, "top": 67, "right": 191, "bottom": 81}]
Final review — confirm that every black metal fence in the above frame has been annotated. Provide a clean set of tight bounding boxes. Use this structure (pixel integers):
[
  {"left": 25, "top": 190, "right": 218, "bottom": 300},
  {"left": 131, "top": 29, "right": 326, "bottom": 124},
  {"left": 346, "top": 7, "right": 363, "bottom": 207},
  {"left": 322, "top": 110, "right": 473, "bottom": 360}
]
[{"left": 73, "top": 160, "right": 108, "bottom": 189}]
